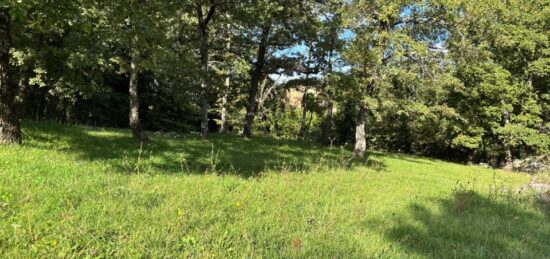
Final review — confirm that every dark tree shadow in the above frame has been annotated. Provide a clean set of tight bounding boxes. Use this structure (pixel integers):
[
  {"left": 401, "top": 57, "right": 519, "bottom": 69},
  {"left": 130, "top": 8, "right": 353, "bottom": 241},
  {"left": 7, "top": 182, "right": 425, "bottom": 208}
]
[
  {"left": 21, "top": 121, "right": 379, "bottom": 177},
  {"left": 372, "top": 191, "right": 550, "bottom": 258},
  {"left": 370, "top": 151, "right": 439, "bottom": 165}
]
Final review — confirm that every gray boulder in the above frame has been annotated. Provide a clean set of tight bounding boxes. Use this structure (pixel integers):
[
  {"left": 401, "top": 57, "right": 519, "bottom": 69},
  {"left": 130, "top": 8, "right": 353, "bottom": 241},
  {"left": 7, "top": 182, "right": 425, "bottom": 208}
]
[{"left": 511, "top": 155, "right": 549, "bottom": 173}]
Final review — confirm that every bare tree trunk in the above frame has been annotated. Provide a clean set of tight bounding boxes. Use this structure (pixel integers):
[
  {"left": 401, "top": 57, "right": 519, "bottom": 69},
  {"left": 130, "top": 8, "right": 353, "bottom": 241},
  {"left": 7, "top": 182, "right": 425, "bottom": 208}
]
[
  {"left": 502, "top": 105, "right": 512, "bottom": 166},
  {"left": 320, "top": 35, "right": 336, "bottom": 145},
  {"left": 305, "top": 107, "right": 314, "bottom": 140},
  {"left": 220, "top": 75, "right": 229, "bottom": 133},
  {"left": 320, "top": 100, "right": 333, "bottom": 144},
  {"left": 243, "top": 24, "right": 270, "bottom": 138},
  {"left": 256, "top": 76, "right": 269, "bottom": 118},
  {"left": 298, "top": 85, "right": 309, "bottom": 140},
  {"left": 220, "top": 23, "right": 231, "bottom": 133},
  {"left": 128, "top": 53, "right": 148, "bottom": 143},
  {"left": 199, "top": 24, "right": 210, "bottom": 138},
  {"left": 353, "top": 105, "right": 367, "bottom": 157},
  {"left": 0, "top": 8, "right": 20, "bottom": 145},
  {"left": 273, "top": 102, "right": 280, "bottom": 135},
  {"left": 194, "top": 4, "right": 216, "bottom": 138}
]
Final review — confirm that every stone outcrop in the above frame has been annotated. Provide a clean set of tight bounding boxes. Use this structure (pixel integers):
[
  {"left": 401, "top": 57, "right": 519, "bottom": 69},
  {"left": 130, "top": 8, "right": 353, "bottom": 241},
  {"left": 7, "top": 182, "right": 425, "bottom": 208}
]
[{"left": 504, "top": 155, "right": 549, "bottom": 173}]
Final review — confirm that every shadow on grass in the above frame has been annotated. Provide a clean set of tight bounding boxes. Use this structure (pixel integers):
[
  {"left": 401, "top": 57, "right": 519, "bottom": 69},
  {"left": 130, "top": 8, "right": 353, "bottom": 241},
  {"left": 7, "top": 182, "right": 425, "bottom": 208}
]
[
  {"left": 374, "top": 191, "right": 550, "bottom": 258},
  {"left": 22, "top": 121, "right": 377, "bottom": 177},
  {"left": 368, "top": 151, "right": 438, "bottom": 165}
]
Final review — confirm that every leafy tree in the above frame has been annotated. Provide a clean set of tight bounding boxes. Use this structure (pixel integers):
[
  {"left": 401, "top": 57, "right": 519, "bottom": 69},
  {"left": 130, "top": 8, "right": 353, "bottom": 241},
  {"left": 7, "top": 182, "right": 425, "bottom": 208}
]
[
  {"left": 343, "top": 0, "right": 447, "bottom": 157},
  {"left": 0, "top": 6, "right": 16, "bottom": 144},
  {"left": 0, "top": 0, "right": 81, "bottom": 144},
  {"left": 443, "top": 0, "right": 549, "bottom": 163},
  {"left": 193, "top": 0, "right": 218, "bottom": 138},
  {"left": 82, "top": 0, "right": 176, "bottom": 142},
  {"left": 240, "top": 0, "right": 315, "bottom": 138}
]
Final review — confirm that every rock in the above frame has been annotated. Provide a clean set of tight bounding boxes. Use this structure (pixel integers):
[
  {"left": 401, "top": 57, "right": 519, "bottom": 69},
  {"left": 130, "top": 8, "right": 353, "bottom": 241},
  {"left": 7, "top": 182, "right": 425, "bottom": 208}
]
[
  {"left": 502, "top": 163, "right": 514, "bottom": 171},
  {"left": 513, "top": 159, "right": 523, "bottom": 168},
  {"left": 508, "top": 155, "right": 549, "bottom": 173},
  {"left": 530, "top": 183, "right": 550, "bottom": 203},
  {"left": 519, "top": 178, "right": 550, "bottom": 205}
]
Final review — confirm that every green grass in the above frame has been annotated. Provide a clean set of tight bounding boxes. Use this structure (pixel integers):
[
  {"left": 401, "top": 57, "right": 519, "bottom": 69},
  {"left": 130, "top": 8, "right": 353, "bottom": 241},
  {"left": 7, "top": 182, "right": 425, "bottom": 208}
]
[{"left": 0, "top": 121, "right": 548, "bottom": 258}]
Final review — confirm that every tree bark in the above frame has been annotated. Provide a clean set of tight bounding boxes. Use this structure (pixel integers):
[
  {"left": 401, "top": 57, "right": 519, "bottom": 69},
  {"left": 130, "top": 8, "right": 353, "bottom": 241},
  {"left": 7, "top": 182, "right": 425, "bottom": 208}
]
[
  {"left": 320, "top": 100, "right": 334, "bottom": 144},
  {"left": 128, "top": 53, "right": 148, "bottom": 143},
  {"left": 502, "top": 105, "right": 512, "bottom": 166},
  {"left": 305, "top": 106, "right": 314, "bottom": 139},
  {"left": 298, "top": 85, "right": 309, "bottom": 140},
  {"left": 0, "top": 8, "right": 21, "bottom": 145},
  {"left": 220, "top": 22, "right": 231, "bottom": 133},
  {"left": 353, "top": 104, "right": 367, "bottom": 157},
  {"left": 320, "top": 35, "right": 336, "bottom": 145},
  {"left": 243, "top": 24, "right": 271, "bottom": 138},
  {"left": 195, "top": 4, "right": 216, "bottom": 138},
  {"left": 220, "top": 75, "right": 229, "bottom": 133},
  {"left": 198, "top": 23, "right": 210, "bottom": 138}
]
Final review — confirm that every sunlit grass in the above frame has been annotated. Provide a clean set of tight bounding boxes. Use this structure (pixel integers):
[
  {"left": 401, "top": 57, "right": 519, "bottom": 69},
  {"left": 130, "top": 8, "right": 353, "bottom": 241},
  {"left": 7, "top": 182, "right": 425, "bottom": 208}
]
[{"left": 0, "top": 121, "right": 548, "bottom": 258}]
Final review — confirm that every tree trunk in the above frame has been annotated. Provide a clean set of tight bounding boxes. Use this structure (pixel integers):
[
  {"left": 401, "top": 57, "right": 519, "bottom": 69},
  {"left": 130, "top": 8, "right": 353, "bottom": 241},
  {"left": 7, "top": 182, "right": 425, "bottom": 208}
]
[
  {"left": 243, "top": 24, "right": 271, "bottom": 138},
  {"left": 256, "top": 76, "right": 269, "bottom": 119},
  {"left": 502, "top": 106, "right": 512, "bottom": 166},
  {"left": 220, "top": 23, "right": 231, "bottom": 133},
  {"left": 320, "top": 100, "right": 334, "bottom": 144},
  {"left": 353, "top": 105, "right": 367, "bottom": 157},
  {"left": 220, "top": 75, "right": 229, "bottom": 133},
  {"left": 13, "top": 68, "right": 30, "bottom": 122},
  {"left": 0, "top": 8, "right": 20, "bottom": 145},
  {"left": 128, "top": 53, "right": 148, "bottom": 143},
  {"left": 298, "top": 85, "right": 309, "bottom": 140},
  {"left": 199, "top": 24, "right": 210, "bottom": 138},
  {"left": 305, "top": 107, "right": 314, "bottom": 140},
  {"left": 320, "top": 35, "right": 336, "bottom": 145}
]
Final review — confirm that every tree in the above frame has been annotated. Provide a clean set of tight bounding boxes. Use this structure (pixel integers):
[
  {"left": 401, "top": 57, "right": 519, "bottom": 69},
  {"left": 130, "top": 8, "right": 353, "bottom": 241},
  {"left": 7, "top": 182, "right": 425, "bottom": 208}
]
[
  {"left": 219, "top": 20, "right": 232, "bottom": 133},
  {"left": 194, "top": 0, "right": 217, "bottom": 138},
  {"left": 0, "top": 0, "right": 81, "bottom": 144},
  {"left": 240, "top": 0, "right": 318, "bottom": 138},
  {"left": 0, "top": 7, "right": 18, "bottom": 144},
  {"left": 342, "top": 0, "right": 452, "bottom": 157},
  {"left": 243, "top": 23, "right": 271, "bottom": 138},
  {"left": 84, "top": 0, "right": 175, "bottom": 142},
  {"left": 317, "top": 1, "right": 345, "bottom": 145},
  {"left": 443, "top": 0, "right": 549, "bottom": 164}
]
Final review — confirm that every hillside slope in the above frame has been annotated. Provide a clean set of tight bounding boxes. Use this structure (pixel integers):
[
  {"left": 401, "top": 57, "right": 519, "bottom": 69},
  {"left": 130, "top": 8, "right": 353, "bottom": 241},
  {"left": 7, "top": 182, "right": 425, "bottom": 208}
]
[{"left": 0, "top": 122, "right": 548, "bottom": 258}]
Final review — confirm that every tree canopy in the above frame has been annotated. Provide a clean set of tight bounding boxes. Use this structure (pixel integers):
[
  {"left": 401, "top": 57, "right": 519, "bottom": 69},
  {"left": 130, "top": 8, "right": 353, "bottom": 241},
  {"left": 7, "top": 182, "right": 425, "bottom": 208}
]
[{"left": 1, "top": 0, "right": 548, "bottom": 166}]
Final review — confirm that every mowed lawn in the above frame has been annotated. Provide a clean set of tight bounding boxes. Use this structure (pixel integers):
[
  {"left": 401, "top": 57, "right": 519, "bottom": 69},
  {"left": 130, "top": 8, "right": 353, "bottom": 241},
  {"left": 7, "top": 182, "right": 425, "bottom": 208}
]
[{"left": 0, "top": 121, "right": 548, "bottom": 258}]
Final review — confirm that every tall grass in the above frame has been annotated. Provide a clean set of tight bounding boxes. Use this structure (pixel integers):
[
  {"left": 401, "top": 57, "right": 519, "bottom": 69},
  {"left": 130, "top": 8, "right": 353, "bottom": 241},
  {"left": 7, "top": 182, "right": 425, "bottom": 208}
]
[{"left": 0, "top": 121, "right": 548, "bottom": 258}]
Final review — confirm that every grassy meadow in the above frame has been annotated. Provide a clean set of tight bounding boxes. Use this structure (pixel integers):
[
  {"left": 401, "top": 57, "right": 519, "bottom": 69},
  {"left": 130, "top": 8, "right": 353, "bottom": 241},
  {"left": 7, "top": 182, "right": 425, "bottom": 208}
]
[{"left": 0, "top": 121, "right": 548, "bottom": 258}]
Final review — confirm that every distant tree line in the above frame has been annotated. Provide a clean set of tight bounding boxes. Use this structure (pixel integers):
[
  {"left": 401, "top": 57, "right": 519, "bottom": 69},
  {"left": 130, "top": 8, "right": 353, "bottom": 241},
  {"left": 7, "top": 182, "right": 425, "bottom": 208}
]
[{"left": 0, "top": 0, "right": 548, "bottom": 166}]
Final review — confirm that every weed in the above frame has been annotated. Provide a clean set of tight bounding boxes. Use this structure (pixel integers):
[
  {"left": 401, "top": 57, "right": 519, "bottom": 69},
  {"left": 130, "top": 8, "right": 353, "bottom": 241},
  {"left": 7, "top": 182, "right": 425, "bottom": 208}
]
[
  {"left": 451, "top": 181, "right": 471, "bottom": 213},
  {"left": 121, "top": 142, "right": 153, "bottom": 175}
]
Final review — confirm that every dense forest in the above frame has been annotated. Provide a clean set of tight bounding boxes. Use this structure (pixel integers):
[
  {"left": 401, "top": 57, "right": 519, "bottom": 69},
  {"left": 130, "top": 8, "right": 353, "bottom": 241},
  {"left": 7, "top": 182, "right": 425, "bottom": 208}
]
[{"left": 0, "top": 0, "right": 548, "bottom": 165}]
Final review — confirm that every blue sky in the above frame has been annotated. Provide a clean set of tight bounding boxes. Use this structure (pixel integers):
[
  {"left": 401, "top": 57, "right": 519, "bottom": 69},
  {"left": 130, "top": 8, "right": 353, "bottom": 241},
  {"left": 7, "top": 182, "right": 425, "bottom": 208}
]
[
  {"left": 269, "top": 4, "right": 449, "bottom": 85},
  {"left": 270, "top": 29, "right": 355, "bottom": 84}
]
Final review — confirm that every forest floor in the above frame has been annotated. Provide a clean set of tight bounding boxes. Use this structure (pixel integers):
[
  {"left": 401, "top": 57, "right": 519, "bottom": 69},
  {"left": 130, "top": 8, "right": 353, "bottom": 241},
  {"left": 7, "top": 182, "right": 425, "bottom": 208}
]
[{"left": 1, "top": 121, "right": 549, "bottom": 258}]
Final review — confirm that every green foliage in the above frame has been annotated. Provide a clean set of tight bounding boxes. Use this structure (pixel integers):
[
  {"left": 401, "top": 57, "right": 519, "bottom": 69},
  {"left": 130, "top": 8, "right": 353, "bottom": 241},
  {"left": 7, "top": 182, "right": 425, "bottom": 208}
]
[
  {"left": 335, "top": 0, "right": 549, "bottom": 162},
  {"left": 3, "top": 0, "right": 548, "bottom": 162},
  {"left": 263, "top": 108, "right": 323, "bottom": 140}
]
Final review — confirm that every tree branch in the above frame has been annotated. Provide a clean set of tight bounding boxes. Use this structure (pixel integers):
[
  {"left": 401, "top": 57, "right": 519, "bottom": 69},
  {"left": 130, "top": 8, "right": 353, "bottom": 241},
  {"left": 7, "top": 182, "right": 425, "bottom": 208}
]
[{"left": 203, "top": 3, "right": 216, "bottom": 26}]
